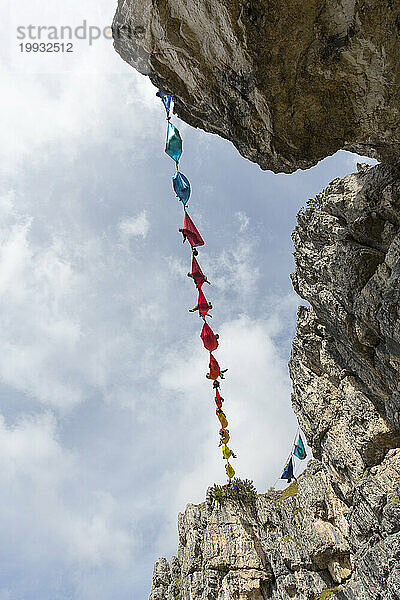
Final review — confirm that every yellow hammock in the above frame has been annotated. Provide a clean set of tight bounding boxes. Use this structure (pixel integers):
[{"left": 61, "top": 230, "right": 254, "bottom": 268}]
[
  {"left": 222, "top": 444, "right": 232, "bottom": 459},
  {"left": 225, "top": 462, "right": 235, "bottom": 479},
  {"left": 217, "top": 410, "right": 228, "bottom": 429},
  {"left": 220, "top": 430, "right": 230, "bottom": 445}
]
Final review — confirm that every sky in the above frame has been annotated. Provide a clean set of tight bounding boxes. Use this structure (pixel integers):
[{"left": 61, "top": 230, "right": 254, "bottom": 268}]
[{"left": 0, "top": 1, "right": 377, "bottom": 599}]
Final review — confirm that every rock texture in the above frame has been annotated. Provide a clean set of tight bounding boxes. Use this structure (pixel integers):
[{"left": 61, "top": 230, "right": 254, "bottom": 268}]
[
  {"left": 113, "top": 0, "right": 400, "bottom": 173},
  {"left": 290, "top": 163, "right": 400, "bottom": 502},
  {"left": 146, "top": 163, "right": 400, "bottom": 600}
]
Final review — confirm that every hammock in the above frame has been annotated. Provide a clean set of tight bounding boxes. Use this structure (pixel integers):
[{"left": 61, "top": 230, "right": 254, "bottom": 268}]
[
  {"left": 173, "top": 171, "right": 191, "bottom": 205},
  {"left": 181, "top": 212, "right": 204, "bottom": 248},
  {"left": 190, "top": 256, "right": 207, "bottom": 288},
  {"left": 200, "top": 322, "right": 218, "bottom": 352}
]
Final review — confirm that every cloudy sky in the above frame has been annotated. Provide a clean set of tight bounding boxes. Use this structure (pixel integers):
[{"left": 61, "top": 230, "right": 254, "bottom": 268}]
[{"left": 0, "top": 1, "right": 377, "bottom": 598}]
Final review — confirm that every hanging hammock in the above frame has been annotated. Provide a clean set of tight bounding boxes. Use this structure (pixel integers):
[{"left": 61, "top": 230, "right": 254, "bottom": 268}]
[
  {"left": 222, "top": 444, "right": 232, "bottom": 459},
  {"left": 156, "top": 90, "right": 171, "bottom": 116},
  {"left": 180, "top": 212, "right": 204, "bottom": 248},
  {"left": 189, "top": 255, "right": 207, "bottom": 288},
  {"left": 200, "top": 322, "right": 219, "bottom": 352},
  {"left": 294, "top": 434, "right": 307, "bottom": 460},
  {"left": 281, "top": 457, "right": 294, "bottom": 483},
  {"left": 208, "top": 353, "right": 220, "bottom": 380},
  {"left": 215, "top": 388, "right": 224, "bottom": 409},
  {"left": 226, "top": 462, "right": 235, "bottom": 479},
  {"left": 173, "top": 171, "right": 191, "bottom": 205},
  {"left": 165, "top": 122, "right": 182, "bottom": 163},
  {"left": 216, "top": 409, "right": 228, "bottom": 429},
  {"left": 197, "top": 288, "right": 211, "bottom": 316}
]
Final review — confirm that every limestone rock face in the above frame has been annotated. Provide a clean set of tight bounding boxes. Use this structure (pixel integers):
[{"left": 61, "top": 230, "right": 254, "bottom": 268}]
[
  {"left": 290, "top": 163, "right": 400, "bottom": 499},
  {"left": 113, "top": 0, "right": 400, "bottom": 173},
  {"left": 149, "top": 455, "right": 400, "bottom": 599}
]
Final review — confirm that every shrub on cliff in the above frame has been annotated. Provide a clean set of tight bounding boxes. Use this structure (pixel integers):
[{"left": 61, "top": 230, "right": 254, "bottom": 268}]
[{"left": 212, "top": 478, "right": 257, "bottom": 504}]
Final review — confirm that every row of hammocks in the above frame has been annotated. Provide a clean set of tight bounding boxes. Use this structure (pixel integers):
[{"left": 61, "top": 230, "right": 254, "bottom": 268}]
[
  {"left": 157, "top": 90, "right": 237, "bottom": 481},
  {"left": 157, "top": 89, "right": 308, "bottom": 486}
]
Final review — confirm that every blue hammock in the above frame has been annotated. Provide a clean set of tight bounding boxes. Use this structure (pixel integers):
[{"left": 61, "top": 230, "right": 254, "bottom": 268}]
[
  {"left": 281, "top": 457, "right": 294, "bottom": 483},
  {"left": 165, "top": 122, "right": 182, "bottom": 163},
  {"left": 173, "top": 171, "right": 191, "bottom": 205},
  {"left": 156, "top": 90, "right": 171, "bottom": 116},
  {"left": 294, "top": 434, "right": 307, "bottom": 460}
]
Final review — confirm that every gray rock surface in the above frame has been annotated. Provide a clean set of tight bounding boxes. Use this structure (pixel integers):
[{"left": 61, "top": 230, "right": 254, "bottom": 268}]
[
  {"left": 113, "top": 0, "right": 400, "bottom": 173},
  {"left": 148, "top": 454, "right": 400, "bottom": 599},
  {"left": 145, "top": 163, "right": 400, "bottom": 599}
]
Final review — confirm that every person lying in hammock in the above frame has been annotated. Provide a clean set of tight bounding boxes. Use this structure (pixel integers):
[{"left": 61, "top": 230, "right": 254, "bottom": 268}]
[
  {"left": 189, "top": 301, "right": 212, "bottom": 315},
  {"left": 219, "top": 428, "right": 230, "bottom": 446},
  {"left": 206, "top": 353, "right": 227, "bottom": 380},
  {"left": 215, "top": 389, "right": 224, "bottom": 410},
  {"left": 222, "top": 444, "right": 237, "bottom": 459},
  {"left": 187, "top": 271, "right": 210, "bottom": 286},
  {"left": 216, "top": 408, "right": 228, "bottom": 428},
  {"left": 190, "top": 289, "right": 212, "bottom": 317},
  {"left": 187, "top": 256, "right": 210, "bottom": 287},
  {"left": 200, "top": 322, "right": 219, "bottom": 352},
  {"left": 179, "top": 212, "right": 204, "bottom": 256}
]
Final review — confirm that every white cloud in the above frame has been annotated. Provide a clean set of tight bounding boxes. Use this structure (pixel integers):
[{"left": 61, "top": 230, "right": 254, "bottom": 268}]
[
  {"left": 235, "top": 210, "right": 250, "bottom": 232},
  {"left": 0, "top": 188, "right": 173, "bottom": 409},
  {"left": 119, "top": 210, "right": 150, "bottom": 240},
  {"left": 0, "top": 412, "right": 131, "bottom": 566}
]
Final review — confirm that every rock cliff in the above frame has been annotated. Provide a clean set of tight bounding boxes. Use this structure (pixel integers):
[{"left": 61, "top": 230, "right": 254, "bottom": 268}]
[
  {"left": 113, "top": 0, "right": 400, "bottom": 173},
  {"left": 112, "top": 2, "right": 400, "bottom": 598}
]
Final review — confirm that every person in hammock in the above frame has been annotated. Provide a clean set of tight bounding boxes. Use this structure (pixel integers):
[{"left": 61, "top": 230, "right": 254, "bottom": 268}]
[
  {"left": 200, "top": 322, "right": 219, "bottom": 352},
  {"left": 206, "top": 353, "right": 228, "bottom": 380},
  {"left": 215, "top": 388, "right": 224, "bottom": 410},
  {"left": 219, "top": 428, "right": 230, "bottom": 446},
  {"left": 189, "top": 288, "right": 212, "bottom": 317},
  {"left": 179, "top": 212, "right": 204, "bottom": 256},
  {"left": 187, "top": 271, "right": 210, "bottom": 286},
  {"left": 222, "top": 444, "right": 238, "bottom": 459},
  {"left": 189, "top": 301, "right": 212, "bottom": 314},
  {"left": 216, "top": 408, "right": 228, "bottom": 429},
  {"left": 187, "top": 256, "right": 210, "bottom": 287}
]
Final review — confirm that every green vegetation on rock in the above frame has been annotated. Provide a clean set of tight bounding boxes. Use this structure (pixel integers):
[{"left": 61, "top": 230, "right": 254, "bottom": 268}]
[{"left": 212, "top": 478, "right": 257, "bottom": 504}]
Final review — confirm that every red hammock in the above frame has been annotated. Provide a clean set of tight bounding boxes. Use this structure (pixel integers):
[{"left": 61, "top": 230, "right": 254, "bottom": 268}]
[
  {"left": 215, "top": 388, "right": 223, "bottom": 409},
  {"left": 182, "top": 212, "right": 204, "bottom": 248},
  {"left": 200, "top": 322, "right": 218, "bottom": 352},
  {"left": 208, "top": 353, "right": 220, "bottom": 380},
  {"left": 198, "top": 288, "right": 211, "bottom": 317},
  {"left": 191, "top": 256, "right": 206, "bottom": 288}
]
